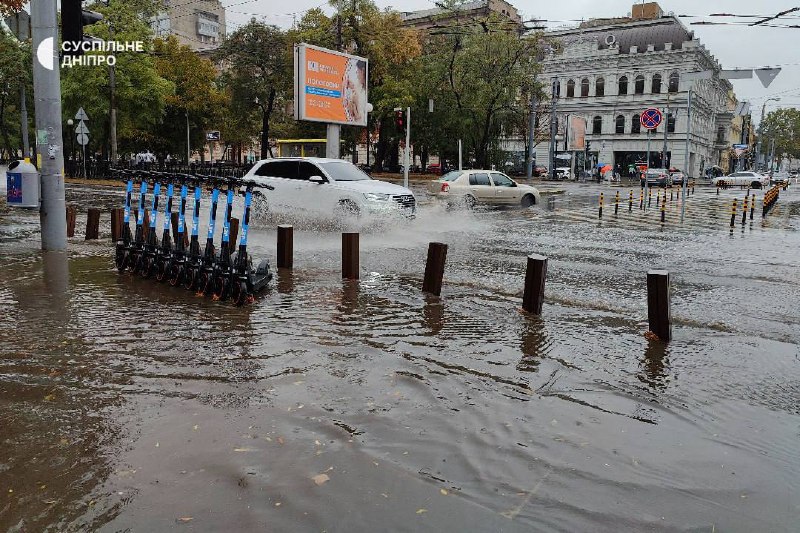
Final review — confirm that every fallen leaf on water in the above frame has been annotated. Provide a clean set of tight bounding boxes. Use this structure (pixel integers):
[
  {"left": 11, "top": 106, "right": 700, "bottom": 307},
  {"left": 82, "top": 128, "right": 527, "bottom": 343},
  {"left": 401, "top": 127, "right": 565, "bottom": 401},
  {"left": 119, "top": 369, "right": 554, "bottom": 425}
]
[
  {"left": 312, "top": 473, "right": 330, "bottom": 486},
  {"left": 233, "top": 447, "right": 257, "bottom": 452},
  {"left": 177, "top": 517, "right": 193, "bottom": 523},
  {"left": 277, "top": 437, "right": 285, "bottom": 445},
  {"left": 275, "top": 502, "right": 282, "bottom": 507},
  {"left": 416, "top": 508, "right": 427, "bottom": 514},
  {"left": 43, "top": 394, "right": 55, "bottom": 402},
  {"left": 155, "top": 442, "right": 159, "bottom": 448},
  {"left": 380, "top": 493, "right": 388, "bottom": 498},
  {"left": 193, "top": 425, "right": 199, "bottom": 431},
  {"left": 440, "top": 489, "right": 448, "bottom": 496}
]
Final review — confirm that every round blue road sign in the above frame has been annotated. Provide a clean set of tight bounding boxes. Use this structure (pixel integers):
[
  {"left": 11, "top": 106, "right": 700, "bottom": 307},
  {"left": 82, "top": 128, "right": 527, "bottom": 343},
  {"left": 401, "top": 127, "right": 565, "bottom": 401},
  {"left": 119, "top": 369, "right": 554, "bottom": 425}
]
[{"left": 641, "top": 108, "right": 663, "bottom": 130}]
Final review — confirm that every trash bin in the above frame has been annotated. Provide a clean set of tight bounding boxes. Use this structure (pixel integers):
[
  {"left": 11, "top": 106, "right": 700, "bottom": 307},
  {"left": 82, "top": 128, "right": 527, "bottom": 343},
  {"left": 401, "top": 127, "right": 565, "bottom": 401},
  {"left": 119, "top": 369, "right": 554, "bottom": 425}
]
[{"left": 6, "top": 159, "right": 40, "bottom": 208}]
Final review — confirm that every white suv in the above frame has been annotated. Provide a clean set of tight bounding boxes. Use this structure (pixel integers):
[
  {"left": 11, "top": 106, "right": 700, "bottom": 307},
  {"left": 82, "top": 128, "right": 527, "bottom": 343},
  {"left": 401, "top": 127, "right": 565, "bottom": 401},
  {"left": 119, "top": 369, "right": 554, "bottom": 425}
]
[{"left": 244, "top": 158, "right": 416, "bottom": 216}]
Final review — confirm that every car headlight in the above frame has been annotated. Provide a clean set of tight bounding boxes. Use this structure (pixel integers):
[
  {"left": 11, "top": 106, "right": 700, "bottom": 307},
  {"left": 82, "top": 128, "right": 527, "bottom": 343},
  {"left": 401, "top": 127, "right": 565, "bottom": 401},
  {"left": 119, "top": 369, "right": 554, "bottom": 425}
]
[{"left": 363, "top": 192, "right": 391, "bottom": 202}]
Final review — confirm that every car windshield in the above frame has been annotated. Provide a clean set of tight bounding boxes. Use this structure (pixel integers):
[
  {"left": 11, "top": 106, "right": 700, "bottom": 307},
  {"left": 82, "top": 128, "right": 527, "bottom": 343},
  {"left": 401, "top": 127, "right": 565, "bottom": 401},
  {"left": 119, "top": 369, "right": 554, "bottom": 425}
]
[
  {"left": 440, "top": 171, "right": 462, "bottom": 182},
  {"left": 730, "top": 172, "right": 752, "bottom": 177},
  {"left": 317, "top": 162, "right": 371, "bottom": 181}
]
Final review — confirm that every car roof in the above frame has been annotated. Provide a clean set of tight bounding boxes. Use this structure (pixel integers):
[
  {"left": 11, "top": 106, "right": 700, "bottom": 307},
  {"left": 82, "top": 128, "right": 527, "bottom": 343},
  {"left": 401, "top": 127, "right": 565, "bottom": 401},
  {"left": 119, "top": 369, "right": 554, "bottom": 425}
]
[{"left": 253, "top": 157, "right": 350, "bottom": 165}]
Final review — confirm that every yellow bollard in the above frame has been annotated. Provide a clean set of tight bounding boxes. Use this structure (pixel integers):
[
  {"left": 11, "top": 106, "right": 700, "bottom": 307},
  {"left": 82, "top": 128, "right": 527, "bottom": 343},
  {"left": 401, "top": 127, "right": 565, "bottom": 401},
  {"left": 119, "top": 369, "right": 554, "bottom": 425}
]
[
  {"left": 599, "top": 192, "right": 604, "bottom": 219},
  {"left": 730, "top": 198, "right": 737, "bottom": 227}
]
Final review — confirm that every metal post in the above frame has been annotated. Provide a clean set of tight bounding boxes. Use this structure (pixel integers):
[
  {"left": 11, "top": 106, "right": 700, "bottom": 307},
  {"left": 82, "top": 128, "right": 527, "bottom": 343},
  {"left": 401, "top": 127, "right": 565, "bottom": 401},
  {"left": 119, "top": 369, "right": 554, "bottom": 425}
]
[
  {"left": 20, "top": 86, "right": 30, "bottom": 158},
  {"left": 647, "top": 270, "right": 672, "bottom": 342},
  {"left": 403, "top": 107, "right": 411, "bottom": 189},
  {"left": 327, "top": 123, "right": 341, "bottom": 159},
  {"left": 109, "top": 24, "right": 117, "bottom": 163},
  {"left": 645, "top": 129, "right": 651, "bottom": 209},
  {"left": 681, "top": 88, "right": 691, "bottom": 223},
  {"left": 422, "top": 242, "right": 448, "bottom": 296},
  {"left": 185, "top": 111, "right": 190, "bottom": 164},
  {"left": 662, "top": 99, "right": 669, "bottom": 168},
  {"left": 32, "top": 0, "right": 67, "bottom": 250},
  {"left": 548, "top": 79, "right": 558, "bottom": 180},
  {"left": 526, "top": 82, "right": 536, "bottom": 178},
  {"left": 458, "top": 139, "right": 462, "bottom": 171},
  {"left": 522, "top": 254, "right": 548, "bottom": 315}
]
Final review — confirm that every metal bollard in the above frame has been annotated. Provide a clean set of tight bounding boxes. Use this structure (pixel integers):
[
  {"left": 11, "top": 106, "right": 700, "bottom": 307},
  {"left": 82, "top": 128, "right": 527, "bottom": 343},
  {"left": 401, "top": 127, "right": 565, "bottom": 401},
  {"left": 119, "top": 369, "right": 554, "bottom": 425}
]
[
  {"left": 598, "top": 192, "right": 604, "bottom": 219},
  {"left": 750, "top": 196, "right": 755, "bottom": 220},
  {"left": 660, "top": 198, "right": 666, "bottom": 223},
  {"left": 648, "top": 188, "right": 652, "bottom": 207},
  {"left": 614, "top": 191, "right": 620, "bottom": 215},
  {"left": 66, "top": 206, "right": 77, "bottom": 238},
  {"left": 342, "top": 232, "right": 359, "bottom": 280},
  {"left": 111, "top": 208, "right": 124, "bottom": 242},
  {"left": 522, "top": 254, "right": 548, "bottom": 315},
  {"left": 277, "top": 225, "right": 294, "bottom": 269},
  {"left": 422, "top": 242, "right": 448, "bottom": 296},
  {"left": 741, "top": 196, "right": 748, "bottom": 226},
  {"left": 85, "top": 208, "right": 101, "bottom": 240},
  {"left": 628, "top": 190, "right": 633, "bottom": 212},
  {"left": 647, "top": 270, "right": 672, "bottom": 342},
  {"left": 639, "top": 189, "right": 644, "bottom": 210},
  {"left": 730, "top": 199, "right": 737, "bottom": 227}
]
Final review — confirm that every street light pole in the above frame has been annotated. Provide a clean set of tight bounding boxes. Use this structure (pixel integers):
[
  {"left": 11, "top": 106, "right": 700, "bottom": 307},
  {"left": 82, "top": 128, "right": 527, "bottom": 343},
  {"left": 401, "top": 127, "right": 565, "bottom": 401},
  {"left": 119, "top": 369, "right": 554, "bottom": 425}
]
[
  {"left": 548, "top": 79, "right": 558, "bottom": 180},
  {"left": 67, "top": 118, "right": 74, "bottom": 176},
  {"left": 756, "top": 97, "right": 779, "bottom": 172}
]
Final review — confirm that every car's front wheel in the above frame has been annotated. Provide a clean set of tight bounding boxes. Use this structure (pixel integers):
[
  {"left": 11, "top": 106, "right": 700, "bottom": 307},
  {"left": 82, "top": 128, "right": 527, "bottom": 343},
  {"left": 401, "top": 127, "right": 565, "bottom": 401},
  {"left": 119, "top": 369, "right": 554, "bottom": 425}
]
[
  {"left": 750, "top": 181, "right": 762, "bottom": 189},
  {"left": 336, "top": 199, "right": 361, "bottom": 217},
  {"left": 520, "top": 194, "right": 536, "bottom": 208},
  {"left": 463, "top": 195, "right": 477, "bottom": 208}
]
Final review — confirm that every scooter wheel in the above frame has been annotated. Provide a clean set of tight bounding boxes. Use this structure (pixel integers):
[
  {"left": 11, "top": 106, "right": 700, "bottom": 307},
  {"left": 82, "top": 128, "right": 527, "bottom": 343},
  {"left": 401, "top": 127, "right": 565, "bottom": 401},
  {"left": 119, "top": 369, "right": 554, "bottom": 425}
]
[
  {"left": 140, "top": 257, "right": 154, "bottom": 279},
  {"left": 197, "top": 271, "right": 212, "bottom": 296},
  {"left": 115, "top": 247, "right": 126, "bottom": 272},
  {"left": 212, "top": 275, "right": 229, "bottom": 301},
  {"left": 232, "top": 280, "right": 249, "bottom": 306},
  {"left": 183, "top": 267, "right": 197, "bottom": 290},
  {"left": 155, "top": 260, "right": 168, "bottom": 282},
  {"left": 169, "top": 264, "right": 183, "bottom": 287}
]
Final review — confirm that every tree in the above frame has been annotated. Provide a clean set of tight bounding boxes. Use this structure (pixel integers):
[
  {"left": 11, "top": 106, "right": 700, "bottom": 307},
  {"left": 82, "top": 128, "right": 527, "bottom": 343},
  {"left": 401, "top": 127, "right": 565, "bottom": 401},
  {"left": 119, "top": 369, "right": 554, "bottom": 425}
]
[
  {"left": 215, "top": 21, "right": 292, "bottom": 159},
  {"left": 60, "top": 0, "right": 173, "bottom": 158},
  {"left": 153, "top": 36, "right": 225, "bottom": 160},
  {"left": 0, "top": 25, "right": 31, "bottom": 159},
  {"left": 0, "top": 1, "right": 25, "bottom": 18},
  {"left": 761, "top": 108, "right": 800, "bottom": 166}
]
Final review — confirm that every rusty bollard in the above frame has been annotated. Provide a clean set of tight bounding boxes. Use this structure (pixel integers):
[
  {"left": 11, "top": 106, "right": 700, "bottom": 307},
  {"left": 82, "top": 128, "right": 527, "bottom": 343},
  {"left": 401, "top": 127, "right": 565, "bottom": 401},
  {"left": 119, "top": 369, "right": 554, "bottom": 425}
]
[
  {"left": 522, "top": 254, "right": 548, "bottom": 315},
  {"left": 85, "top": 208, "right": 101, "bottom": 240},
  {"left": 647, "top": 270, "right": 671, "bottom": 342},
  {"left": 422, "top": 242, "right": 448, "bottom": 296},
  {"left": 342, "top": 232, "right": 359, "bottom": 280},
  {"left": 66, "top": 206, "right": 76, "bottom": 238},
  {"left": 277, "top": 225, "right": 294, "bottom": 269}
]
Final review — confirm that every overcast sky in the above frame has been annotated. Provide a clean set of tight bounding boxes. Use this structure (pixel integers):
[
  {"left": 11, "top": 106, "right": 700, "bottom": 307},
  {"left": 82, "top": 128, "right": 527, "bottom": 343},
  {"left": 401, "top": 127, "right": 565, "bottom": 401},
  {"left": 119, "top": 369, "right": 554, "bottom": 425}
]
[{"left": 226, "top": 0, "right": 800, "bottom": 124}]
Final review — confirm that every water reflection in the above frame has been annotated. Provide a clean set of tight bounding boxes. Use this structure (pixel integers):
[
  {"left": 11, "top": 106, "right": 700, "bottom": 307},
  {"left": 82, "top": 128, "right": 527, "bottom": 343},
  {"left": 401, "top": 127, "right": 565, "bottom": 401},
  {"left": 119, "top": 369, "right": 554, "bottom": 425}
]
[
  {"left": 639, "top": 340, "right": 669, "bottom": 391},
  {"left": 517, "top": 316, "right": 549, "bottom": 373},
  {"left": 421, "top": 294, "right": 444, "bottom": 335}
]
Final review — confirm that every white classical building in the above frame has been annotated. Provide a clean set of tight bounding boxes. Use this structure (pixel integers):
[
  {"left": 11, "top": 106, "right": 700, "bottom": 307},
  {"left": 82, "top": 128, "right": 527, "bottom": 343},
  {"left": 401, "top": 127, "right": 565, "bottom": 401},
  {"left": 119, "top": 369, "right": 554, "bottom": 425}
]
[{"left": 526, "top": 3, "right": 737, "bottom": 179}]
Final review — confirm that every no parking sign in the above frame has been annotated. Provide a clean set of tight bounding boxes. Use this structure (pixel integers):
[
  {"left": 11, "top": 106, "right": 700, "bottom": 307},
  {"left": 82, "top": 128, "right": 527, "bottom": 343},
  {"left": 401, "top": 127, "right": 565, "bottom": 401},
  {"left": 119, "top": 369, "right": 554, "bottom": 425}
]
[{"left": 641, "top": 108, "right": 663, "bottom": 130}]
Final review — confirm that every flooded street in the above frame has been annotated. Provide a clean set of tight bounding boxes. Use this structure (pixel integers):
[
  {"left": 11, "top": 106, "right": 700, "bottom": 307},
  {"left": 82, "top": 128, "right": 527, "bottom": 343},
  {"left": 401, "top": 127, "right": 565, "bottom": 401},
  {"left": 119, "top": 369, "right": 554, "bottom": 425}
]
[{"left": 1, "top": 180, "right": 799, "bottom": 532}]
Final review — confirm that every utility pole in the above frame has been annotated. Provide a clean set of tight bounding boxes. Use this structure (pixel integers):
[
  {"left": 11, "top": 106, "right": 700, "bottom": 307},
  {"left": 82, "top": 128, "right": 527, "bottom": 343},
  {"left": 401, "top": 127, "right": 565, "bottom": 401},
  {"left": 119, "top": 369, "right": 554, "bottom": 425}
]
[
  {"left": 681, "top": 88, "right": 692, "bottom": 223},
  {"left": 31, "top": 0, "right": 67, "bottom": 250},
  {"left": 20, "top": 86, "right": 30, "bottom": 158},
  {"left": 109, "top": 23, "right": 118, "bottom": 163},
  {"left": 662, "top": 97, "right": 670, "bottom": 168},
  {"left": 548, "top": 79, "right": 558, "bottom": 180},
  {"left": 526, "top": 77, "right": 537, "bottom": 178}
]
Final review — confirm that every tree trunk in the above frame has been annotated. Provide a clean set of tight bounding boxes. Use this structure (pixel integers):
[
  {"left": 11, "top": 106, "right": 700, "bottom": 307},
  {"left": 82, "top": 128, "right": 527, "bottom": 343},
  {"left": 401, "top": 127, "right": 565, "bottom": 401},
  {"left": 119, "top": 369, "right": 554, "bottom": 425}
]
[{"left": 261, "top": 88, "right": 277, "bottom": 159}]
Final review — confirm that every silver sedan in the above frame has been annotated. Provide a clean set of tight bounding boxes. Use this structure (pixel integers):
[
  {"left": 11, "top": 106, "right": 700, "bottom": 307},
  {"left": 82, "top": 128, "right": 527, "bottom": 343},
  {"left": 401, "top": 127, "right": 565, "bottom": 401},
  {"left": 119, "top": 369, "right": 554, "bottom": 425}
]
[{"left": 428, "top": 170, "right": 541, "bottom": 208}]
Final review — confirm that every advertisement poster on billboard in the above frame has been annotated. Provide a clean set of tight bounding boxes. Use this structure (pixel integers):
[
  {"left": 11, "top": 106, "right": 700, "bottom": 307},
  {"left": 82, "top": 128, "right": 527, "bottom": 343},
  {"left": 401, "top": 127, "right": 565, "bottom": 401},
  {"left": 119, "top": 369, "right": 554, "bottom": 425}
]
[
  {"left": 567, "top": 115, "right": 586, "bottom": 151},
  {"left": 294, "top": 43, "right": 368, "bottom": 127}
]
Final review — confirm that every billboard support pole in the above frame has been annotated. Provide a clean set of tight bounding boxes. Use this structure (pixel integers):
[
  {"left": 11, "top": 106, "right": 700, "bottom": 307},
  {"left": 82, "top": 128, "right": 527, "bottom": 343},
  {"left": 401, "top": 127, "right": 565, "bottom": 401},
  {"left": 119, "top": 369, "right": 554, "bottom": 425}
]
[{"left": 326, "top": 124, "right": 340, "bottom": 159}]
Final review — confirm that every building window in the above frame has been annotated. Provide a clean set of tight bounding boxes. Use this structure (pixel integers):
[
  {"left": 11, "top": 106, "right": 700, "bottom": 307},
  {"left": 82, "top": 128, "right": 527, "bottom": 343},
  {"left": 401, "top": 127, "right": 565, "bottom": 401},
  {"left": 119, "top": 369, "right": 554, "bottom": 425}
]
[
  {"left": 592, "top": 115, "right": 602, "bottom": 134},
  {"left": 595, "top": 77, "right": 605, "bottom": 97},
  {"left": 631, "top": 114, "right": 641, "bottom": 134},
  {"left": 634, "top": 75, "right": 645, "bottom": 94},
  {"left": 553, "top": 79, "right": 561, "bottom": 97},
  {"left": 566, "top": 79, "right": 575, "bottom": 98},
  {"left": 618, "top": 76, "right": 628, "bottom": 95},
  {"left": 668, "top": 113, "right": 676, "bottom": 133},
  {"left": 652, "top": 73, "right": 662, "bottom": 93},
  {"left": 716, "top": 126, "right": 725, "bottom": 142},
  {"left": 580, "top": 78, "right": 589, "bottom": 97},
  {"left": 615, "top": 115, "right": 625, "bottom": 134},
  {"left": 668, "top": 72, "right": 679, "bottom": 93}
]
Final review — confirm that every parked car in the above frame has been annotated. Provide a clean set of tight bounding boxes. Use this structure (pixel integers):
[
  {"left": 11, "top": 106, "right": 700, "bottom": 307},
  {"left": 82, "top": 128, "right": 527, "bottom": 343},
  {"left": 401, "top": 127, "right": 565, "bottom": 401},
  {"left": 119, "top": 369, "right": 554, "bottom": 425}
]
[
  {"left": 770, "top": 171, "right": 790, "bottom": 186},
  {"left": 641, "top": 168, "right": 673, "bottom": 188},
  {"left": 427, "top": 169, "right": 540, "bottom": 208},
  {"left": 426, "top": 163, "right": 442, "bottom": 175},
  {"left": 712, "top": 171, "right": 769, "bottom": 189},
  {"left": 245, "top": 157, "right": 416, "bottom": 217},
  {"left": 669, "top": 168, "right": 686, "bottom": 186},
  {"left": 533, "top": 165, "right": 548, "bottom": 177}
]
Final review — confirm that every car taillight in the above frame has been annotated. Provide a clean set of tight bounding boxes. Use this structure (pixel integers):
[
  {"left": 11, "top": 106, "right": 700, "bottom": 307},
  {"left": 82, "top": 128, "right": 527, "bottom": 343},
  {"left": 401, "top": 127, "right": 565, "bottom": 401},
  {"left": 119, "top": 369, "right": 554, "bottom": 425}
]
[{"left": 440, "top": 182, "right": 449, "bottom": 192}]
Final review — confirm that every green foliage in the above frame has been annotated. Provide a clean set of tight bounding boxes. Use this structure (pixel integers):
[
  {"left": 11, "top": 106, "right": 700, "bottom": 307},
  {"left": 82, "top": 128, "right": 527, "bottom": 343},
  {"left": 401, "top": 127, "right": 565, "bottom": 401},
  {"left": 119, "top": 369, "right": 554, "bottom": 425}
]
[
  {"left": 61, "top": 0, "right": 172, "bottom": 156},
  {"left": 761, "top": 108, "right": 800, "bottom": 161},
  {"left": 0, "top": 25, "right": 32, "bottom": 158}
]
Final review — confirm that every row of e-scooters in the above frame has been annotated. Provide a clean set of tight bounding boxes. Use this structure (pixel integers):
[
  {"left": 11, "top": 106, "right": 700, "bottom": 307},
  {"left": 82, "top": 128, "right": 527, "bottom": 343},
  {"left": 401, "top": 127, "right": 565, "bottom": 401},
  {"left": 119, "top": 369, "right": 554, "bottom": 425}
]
[{"left": 114, "top": 169, "right": 274, "bottom": 306}]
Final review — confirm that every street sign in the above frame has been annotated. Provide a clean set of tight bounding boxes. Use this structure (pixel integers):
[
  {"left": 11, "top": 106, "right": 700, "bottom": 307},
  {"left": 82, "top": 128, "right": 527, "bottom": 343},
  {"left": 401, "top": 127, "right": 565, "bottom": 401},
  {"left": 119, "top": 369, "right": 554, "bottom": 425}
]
[
  {"left": 206, "top": 130, "right": 220, "bottom": 141},
  {"left": 75, "top": 107, "right": 89, "bottom": 121},
  {"left": 77, "top": 133, "right": 89, "bottom": 146},
  {"left": 75, "top": 121, "right": 89, "bottom": 135},
  {"left": 5, "top": 10, "right": 31, "bottom": 41},
  {"left": 640, "top": 108, "right": 662, "bottom": 130}
]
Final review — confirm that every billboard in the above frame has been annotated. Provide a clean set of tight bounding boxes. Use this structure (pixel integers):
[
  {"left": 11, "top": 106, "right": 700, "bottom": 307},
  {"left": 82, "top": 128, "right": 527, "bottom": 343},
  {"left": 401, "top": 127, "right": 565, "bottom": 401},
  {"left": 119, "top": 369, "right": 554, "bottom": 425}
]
[{"left": 294, "top": 43, "right": 368, "bottom": 127}]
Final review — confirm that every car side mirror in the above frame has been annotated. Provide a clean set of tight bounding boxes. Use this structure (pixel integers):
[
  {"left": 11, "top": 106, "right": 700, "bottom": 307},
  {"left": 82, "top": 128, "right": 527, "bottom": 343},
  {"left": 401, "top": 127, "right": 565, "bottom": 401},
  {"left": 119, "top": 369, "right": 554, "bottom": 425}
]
[{"left": 309, "top": 175, "right": 325, "bottom": 184}]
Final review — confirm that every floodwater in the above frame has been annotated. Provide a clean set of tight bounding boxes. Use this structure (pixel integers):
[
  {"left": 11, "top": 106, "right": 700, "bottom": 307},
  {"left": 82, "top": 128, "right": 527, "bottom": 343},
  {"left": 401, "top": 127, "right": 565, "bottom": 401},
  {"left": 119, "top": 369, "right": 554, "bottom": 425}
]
[{"left": 1, "top": 178, "right": 799, "bottom": 532}]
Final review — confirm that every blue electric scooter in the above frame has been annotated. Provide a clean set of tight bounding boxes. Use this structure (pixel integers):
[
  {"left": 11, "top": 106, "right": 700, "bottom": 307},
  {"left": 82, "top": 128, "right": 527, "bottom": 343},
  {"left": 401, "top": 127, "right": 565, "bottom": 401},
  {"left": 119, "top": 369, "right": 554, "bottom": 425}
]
[
  {"left": 115, "top": 171, "right": 134, "bottom": 272},
  {"left": 139, "top": 178, "right": 161, "bottom": 278},
  {"left": 168, "top": 176, "right": 190, "bottom": 286},
  {"left": 196, "top": 178, "right": 222, "bottom": 296},
  {"left": 210, "top": 179, "right": 237, "bottom": 301},
  {"left": 154, "top": 176, "right": 175, "bottom": 282},
  {"left": 130, "top": 177, "right": 149, "bottom": 274},
  {"left": 230, "top": 180, "right": 274, "bottom": 306},
  {"left": 183, "top": 179, "right": 205, "bottom": 290}
]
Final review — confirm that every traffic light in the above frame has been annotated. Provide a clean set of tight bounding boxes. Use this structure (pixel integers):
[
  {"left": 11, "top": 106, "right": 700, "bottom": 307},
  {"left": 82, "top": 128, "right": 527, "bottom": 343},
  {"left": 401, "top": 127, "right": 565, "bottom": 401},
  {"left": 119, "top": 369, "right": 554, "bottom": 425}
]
[
  {"left": 585, "top": 140, "right": 591, "bottom": 153},
  {"left": 394, "top": 109, "right": 405, "bottom": 135},
  {"left": 61, "top": 0, "right": 104, "bottom": 57}
]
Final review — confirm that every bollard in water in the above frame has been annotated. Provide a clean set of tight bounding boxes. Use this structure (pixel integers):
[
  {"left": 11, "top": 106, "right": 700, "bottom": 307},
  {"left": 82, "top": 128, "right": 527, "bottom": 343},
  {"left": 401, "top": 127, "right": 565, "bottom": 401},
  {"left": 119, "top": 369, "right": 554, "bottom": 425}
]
[
  {"left": 730, "top": 199, "right": 737, "bottom": 228},
  {"left": 660, "top": 199, "right": 666, "bottom": 223},
  {"left": 111, "top": 208, "right": 124, "bottom": 242},
  {"left": 716, "top": 186, "right": 720, "bottom": 195},
  {"left": 647, "top": 270, "right": 672, "bottom": 342},
  {"left": 85, "top": 208, "right": 101, "bottom": 240},
  {"left": 741, "top": 197, "right": 748, "bottom": 226},
  {"left": 277, "top": 225, "right": 294, "bottom": 269},
  {"left": 750, "top": 196, "right": 755, "bottom": 220},
  {"left": 628, "top": 190, "right": 633, "bottom": 212},
  {"left": 342, "top": 232, "right": 359, "bottom": 280},
  {"left": 422, "top": 242, "right": 448, "bottom": 296},
  {"left": 598, "top": 192, "right": 604, "bottom": 219},
  {"left": 522, "top": 254, "right": 548, "bottom": 315},
  {"left": 614, "top": 191, "right": 619, "bottom": 215},
  {"left": 648, "top": 188, "right": 652, "bottom": 207},
  {"left": 639, "top": 189, "right": 644, "bottom": 210},
  {"left": 228, "top": 217, "right": 240, "bottom": 256},
  {"left": 66, "top": 206, "right": 77, "bottom": 238}
]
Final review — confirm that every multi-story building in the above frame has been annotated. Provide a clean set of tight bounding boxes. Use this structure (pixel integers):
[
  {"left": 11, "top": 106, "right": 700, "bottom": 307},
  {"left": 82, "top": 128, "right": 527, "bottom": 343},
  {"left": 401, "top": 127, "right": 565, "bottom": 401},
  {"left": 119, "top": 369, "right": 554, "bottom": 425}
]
[
  {"left": 528, "top": 2, "right": 737, "bottom": 179},
  {"left": 152, "top": 0, "right": 226, "bottom": 52},
  {"left": 400, "top": 0, "right": 522, "bottom": 32}
]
